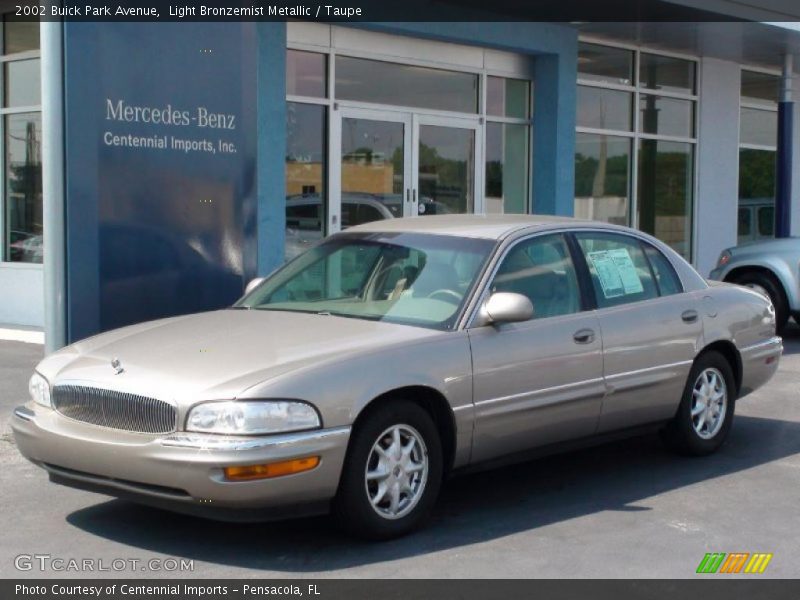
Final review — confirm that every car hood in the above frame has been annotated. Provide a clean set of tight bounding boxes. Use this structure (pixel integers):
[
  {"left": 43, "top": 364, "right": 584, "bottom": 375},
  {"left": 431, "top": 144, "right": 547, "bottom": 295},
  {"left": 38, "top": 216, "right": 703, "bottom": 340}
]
[{"left": 38, "top": 309, "right": 438, "bottom": 405}]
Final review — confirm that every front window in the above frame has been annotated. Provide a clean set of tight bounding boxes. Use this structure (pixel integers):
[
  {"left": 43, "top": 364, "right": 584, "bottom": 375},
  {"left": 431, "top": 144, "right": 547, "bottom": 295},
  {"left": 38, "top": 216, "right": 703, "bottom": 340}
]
[{"left": 238, "top": 233, "right": 495, "bottom": 330}]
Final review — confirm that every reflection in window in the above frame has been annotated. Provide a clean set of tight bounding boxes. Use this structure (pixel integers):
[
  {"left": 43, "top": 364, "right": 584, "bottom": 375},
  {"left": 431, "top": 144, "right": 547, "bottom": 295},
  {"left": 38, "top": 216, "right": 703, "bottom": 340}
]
[
  {"left": 639, "top": 53, "right": 696, "bottom": 95},
  {"left": 577, "top": 43, "right": 633, "bottom": 86},
  {"left": 737, "top": 149, "right": 776, "bottom": 243},
  {"left": 639, "top": 94, "right": 693, "bottom": 138},
  {"left": 418, "top": 125, "right": 474, "bottom": 214},
  {"left": 637, "top": 139, "right": 693, "bottom": 260},
  {"left": 740, "top": 108, "right": 777, "bottom": 147},
  {"left": 486, "top": 76, "right": 530, "bottom": 119},
  {"left": 3, "top": 15, "right": 39, "bottom": 54},
  {"left": 335, "top": 56, "right": 479, "bottom": 114},
  {"left": 574, "top": 133, "right": 630, "bottom": 225},
  {"left": 5, "top": 113, "right": 42, "bottom": 263},
  {"left": 286, "top": 102, "right": 326, "bottom": 261},
  {"left": 493, "top": 234, "right": 580, "bottom": 319},
  {"left": 286, "top": 50, "right": 326, "bottom": 98},
  {"left": 4, "top": 59, "right": 41, "bottom": 107},
  {"left": 741, "top": 70, "right": 779, "bottom": 106},
  {"left": 485, "top": 122, "right": 529, "bottom": 214},
  {"left": 577, "top": 86, "right": 632, "bottom": 131}
]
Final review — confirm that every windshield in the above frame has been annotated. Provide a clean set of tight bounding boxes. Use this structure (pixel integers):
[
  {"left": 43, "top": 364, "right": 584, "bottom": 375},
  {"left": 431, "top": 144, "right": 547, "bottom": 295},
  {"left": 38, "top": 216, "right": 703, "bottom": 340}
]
[{"left": 237, "top": 232, "right": 495, "bottom": 330}]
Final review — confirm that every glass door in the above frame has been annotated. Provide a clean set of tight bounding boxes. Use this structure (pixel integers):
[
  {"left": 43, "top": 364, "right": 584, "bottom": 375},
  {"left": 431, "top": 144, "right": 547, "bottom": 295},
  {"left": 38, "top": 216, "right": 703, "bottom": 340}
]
[
  {"left": 331, "top": 108, "right": 482, "bottom": 232},
  {"left": 413, "top": 115, "right": 482, "bottom": 217},
  {"left": 332, "top": 107, "right": 412, "bottom": 233}
]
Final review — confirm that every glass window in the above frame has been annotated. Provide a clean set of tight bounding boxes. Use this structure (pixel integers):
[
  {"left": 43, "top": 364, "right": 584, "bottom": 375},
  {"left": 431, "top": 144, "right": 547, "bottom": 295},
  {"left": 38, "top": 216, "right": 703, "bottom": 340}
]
[
  {"left": 286, "top": 50, "right": 326, "bottom": 98},
  {"left": 575, "top": 232, "right": 658, "bottom": 308},
  {"left": 740, "top": 108, "right": 777, "bottom": 147},
  {"left": 642, "top": 243, "right": 682, "bottom": 296},
  {"left": 418, "top": 124, "right": 475, "bottom": 214},
  {"left": 239, "top": 233, "right": 495, "bottom": 330},
  {"left": 637, "top": 139, "right": 693, "bottom": 260},
  {"left": 758, "top": 206, "right": 775, "bottom": 237},
  {"left": 286, "top": 102, "right": 326, "bottom": 261},
  {"left": 578, "top": 43, "right": 633, "bottom": 86},
  {"left": 3, "top": 15, "right": 39, "bottom": 54},
  {"left": 336, "top": 56, "right": 479, "bottom": 114},
  {"left": 639, "top": 53, "right": 696, "bottom": 95},
  {"left": 738, "top": 148, "right": 776, "bottom": 243},
  {"left": 485, "top": 122, "right": 529, "bottom": 214},
  {"left": 5, "top": 113, "right": 43, "bottom": 263},
  {"left": 487, "top": 76, "right": 530, "bottom": 119},
  {"left": 741, "top": 70, "right": 779, "bottom": 107},
  {"left": 340, "top": 117, "right": 405, "bottom": 226},
  {"left": 738, "top": 207, "right": 752, "bottom": 242},
  {"left": 574, "top": 133, "right": 630, "bottom": 225},
  {"left": 577, "top": 86, "right": 632, "bottom": 131},
  {"left": 3, "top": 58, "right": 41, "bottom": 107},
  {"left": 738, "top": 148, "right": 776, "bottom": 201},
  {"left": 492, "top": 234, "right": 581, "bottom": 319},
  {"left": 639, "top": 95, "right": 694, "bottom": 138}
]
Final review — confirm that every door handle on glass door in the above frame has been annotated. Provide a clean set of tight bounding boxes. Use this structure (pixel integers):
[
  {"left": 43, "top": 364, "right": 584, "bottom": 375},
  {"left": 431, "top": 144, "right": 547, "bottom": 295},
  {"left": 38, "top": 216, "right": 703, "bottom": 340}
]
[{"left": 573, "top": 329, "right": 595, "bottom": 344}]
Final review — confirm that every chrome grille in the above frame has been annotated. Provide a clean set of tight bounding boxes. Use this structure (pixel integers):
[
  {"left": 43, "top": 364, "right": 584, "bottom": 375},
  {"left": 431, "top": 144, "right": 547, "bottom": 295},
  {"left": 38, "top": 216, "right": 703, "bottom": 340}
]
[{"left": 52, "top": 385, "right": 177, "bottom": 434}]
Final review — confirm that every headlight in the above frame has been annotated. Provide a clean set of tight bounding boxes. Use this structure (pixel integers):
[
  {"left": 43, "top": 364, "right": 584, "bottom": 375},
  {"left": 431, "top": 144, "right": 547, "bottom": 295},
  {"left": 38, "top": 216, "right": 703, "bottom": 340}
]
[
  {"left": 717, "top": 250, "right": 732, "bottom": 267},
  {"left": 186, "top": 400, "right": 321, "bottom": 435},
  {"left": 28, "top": 372, "right": 51, "bottom": 407}
]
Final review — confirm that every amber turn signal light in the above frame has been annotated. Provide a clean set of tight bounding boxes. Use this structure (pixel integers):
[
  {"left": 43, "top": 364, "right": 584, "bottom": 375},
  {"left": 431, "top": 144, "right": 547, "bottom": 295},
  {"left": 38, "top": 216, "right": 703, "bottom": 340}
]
[{"left": 223, "top": 456, "right": 320, "bottom": 481}]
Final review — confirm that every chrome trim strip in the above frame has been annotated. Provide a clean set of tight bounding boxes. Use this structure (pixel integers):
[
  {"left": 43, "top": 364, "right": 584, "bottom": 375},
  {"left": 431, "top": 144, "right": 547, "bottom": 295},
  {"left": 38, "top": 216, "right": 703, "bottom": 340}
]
[
  {"left": 604, "top": 359, "right": 694, "bottom": 381},
  {"left": 740, "top": 336, "right": 783, "bottom": 354},
  {"left": 160, "top": 426, "right": 351, "bottom": 451},
  {"left": 13, "top": 406, "right": 34, "bottom": 422},
  {"left": 474, "top": 377, "right": 606, "bottom": 408}
]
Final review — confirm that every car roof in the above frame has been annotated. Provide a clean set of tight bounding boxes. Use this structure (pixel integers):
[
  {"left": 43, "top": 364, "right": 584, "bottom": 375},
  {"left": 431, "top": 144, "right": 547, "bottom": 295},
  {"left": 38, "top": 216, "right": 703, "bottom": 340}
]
[{"left": 347, "top": 214, "right": 600, "bottom": 240}]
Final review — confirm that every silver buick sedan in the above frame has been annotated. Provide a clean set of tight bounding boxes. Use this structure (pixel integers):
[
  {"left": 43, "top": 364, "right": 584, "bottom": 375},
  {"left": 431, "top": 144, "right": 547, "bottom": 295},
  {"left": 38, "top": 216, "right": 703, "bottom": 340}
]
[{"left": 13, "top": 215, "right": 782, "bottom": 539}]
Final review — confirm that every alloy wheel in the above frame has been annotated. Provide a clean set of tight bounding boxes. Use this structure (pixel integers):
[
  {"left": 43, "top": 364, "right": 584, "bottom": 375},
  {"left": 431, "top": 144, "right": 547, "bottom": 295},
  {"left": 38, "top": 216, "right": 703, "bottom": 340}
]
[
  {"left": 364, "top": 424, "right": 429, "bottom": 520},
  {"left": 691, "top": 367, "right": 728, "bottom": 440}
]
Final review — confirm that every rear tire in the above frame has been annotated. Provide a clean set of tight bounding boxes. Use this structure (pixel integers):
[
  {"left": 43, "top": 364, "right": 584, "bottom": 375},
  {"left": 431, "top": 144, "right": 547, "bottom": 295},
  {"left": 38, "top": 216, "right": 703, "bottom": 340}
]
[
  {"left": 333, "top": 400, "right": 442, "bottom": 540},
  {"left": 661, "top": 351, "right": 736, "bottom": 456},
  {"left": 732, "top": 270, "right": 789, "bottom": 334}
]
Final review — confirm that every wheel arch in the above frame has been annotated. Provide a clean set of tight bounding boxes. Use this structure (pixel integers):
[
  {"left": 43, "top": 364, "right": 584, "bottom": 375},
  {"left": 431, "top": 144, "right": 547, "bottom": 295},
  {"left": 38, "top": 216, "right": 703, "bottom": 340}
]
[
  {"left": 352, "top": 385, "right": 457, "bottom": 474},
  {"left": 724, "top": 264, "right": 793, "bottom": 311},
  {"left": 697, "top": 339, "right": 742, "bottom": 396}
]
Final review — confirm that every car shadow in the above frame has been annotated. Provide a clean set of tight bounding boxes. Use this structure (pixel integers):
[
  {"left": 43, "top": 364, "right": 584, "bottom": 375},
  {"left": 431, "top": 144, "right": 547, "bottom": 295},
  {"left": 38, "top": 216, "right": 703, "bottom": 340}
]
[{"left": 66, "top": 414, "right": 800, "bottom": 572}]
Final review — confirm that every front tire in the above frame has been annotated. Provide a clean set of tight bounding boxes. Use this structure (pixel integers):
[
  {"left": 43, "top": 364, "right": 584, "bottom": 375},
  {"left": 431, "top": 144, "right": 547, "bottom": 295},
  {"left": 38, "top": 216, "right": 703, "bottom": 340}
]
[
  {"left": 333, "top": 400, "right": 443, "bottom": 540},
  {"left": 661, "top": 351, "right": 736, "bottom": 456},
  {"left": 732, "top": 270, "right": 789, "bottom": 334}
]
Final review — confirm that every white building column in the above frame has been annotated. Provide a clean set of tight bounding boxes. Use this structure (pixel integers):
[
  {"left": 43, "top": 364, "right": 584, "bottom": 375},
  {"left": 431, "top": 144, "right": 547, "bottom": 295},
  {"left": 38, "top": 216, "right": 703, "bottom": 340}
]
[{"left": 695, "top": 57, "right": 741, "bottom": 276}]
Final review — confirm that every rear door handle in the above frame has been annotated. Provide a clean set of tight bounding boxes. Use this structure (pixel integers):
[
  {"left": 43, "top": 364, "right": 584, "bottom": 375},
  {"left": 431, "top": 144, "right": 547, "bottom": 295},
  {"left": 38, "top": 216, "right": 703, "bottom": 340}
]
[
  {"left": 573, "top": 328, "right": 595, "bottom": 344},
  {"left": 681, "top": 309, "right": 699, "bottom": 323}
]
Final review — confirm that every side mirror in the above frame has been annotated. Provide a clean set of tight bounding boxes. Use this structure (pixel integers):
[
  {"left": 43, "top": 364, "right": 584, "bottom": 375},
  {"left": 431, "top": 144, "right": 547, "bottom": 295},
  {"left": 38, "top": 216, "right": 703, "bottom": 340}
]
[
  {"left": 244, "top": 277, "right": 265, "bottom": 296},
  {"left": 479, "top": 292, "right": 533, "bottom": 326}
]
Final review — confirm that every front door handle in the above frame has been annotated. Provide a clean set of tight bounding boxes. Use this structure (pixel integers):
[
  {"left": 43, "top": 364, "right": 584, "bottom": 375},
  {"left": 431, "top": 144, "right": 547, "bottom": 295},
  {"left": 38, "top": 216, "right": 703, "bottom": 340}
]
[
  {"left": 681, "top": 309, "right": 699, "bottom": 324},
  {"left": 573, "top": 328, "right": 595, "bottom": 344}
]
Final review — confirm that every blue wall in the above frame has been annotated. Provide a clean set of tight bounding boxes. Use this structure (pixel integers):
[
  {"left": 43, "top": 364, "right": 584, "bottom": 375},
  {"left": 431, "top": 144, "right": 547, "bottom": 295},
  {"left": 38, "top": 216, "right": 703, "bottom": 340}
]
[{"left": 63, "top": 22, "right": 260, "bottom": 342}]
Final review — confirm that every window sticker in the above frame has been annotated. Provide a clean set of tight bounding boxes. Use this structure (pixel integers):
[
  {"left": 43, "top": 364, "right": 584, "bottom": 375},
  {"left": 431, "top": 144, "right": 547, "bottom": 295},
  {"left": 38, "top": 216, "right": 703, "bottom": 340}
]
[{"left": 587, "top": 248, "right": 644, "bottom": 298}]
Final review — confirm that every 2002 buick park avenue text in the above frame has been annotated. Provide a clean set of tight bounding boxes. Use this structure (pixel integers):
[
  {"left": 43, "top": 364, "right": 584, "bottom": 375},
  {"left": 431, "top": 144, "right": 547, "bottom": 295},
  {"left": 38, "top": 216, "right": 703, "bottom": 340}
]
[{"left": 12, "top": 215, "right": 782, "bottom": 539}]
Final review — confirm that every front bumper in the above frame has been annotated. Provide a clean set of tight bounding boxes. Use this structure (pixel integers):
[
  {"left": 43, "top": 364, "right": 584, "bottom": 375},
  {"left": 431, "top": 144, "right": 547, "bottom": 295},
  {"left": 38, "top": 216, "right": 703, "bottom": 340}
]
[{"left": 11, "top": 403, "right": 350, "bottom": 521}]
